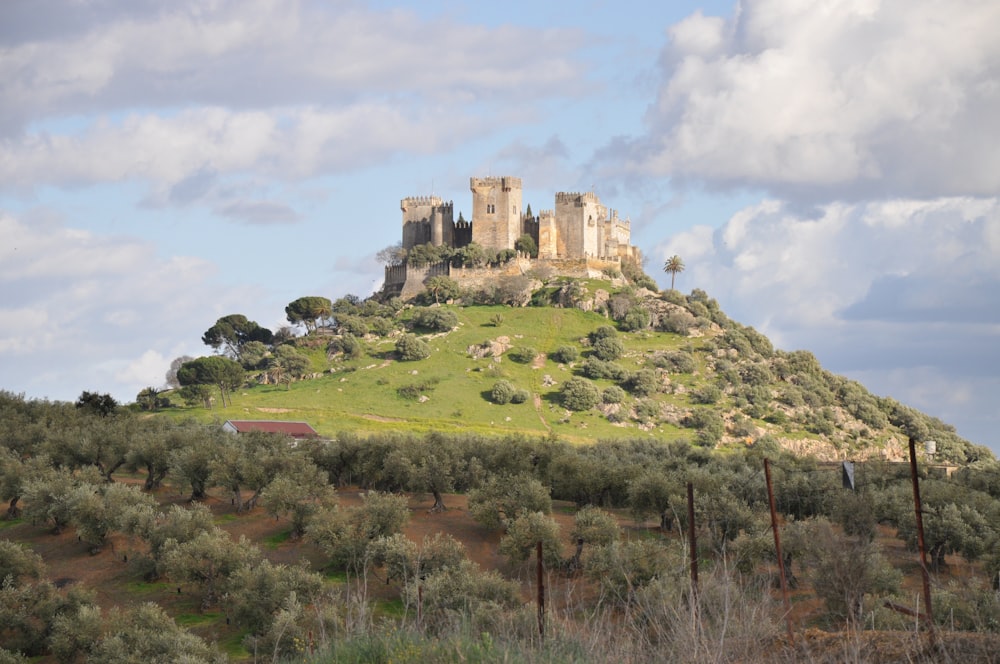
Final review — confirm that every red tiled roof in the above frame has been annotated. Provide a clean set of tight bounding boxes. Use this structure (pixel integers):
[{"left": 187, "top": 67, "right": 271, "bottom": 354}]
[{"left": 223, "top": 420, "right": 318, "bottom": 438}]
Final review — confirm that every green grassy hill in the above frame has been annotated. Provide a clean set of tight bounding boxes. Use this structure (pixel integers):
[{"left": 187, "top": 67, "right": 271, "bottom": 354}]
[{"left": 154, "top": 279, "right": 991, "bottom": 466}]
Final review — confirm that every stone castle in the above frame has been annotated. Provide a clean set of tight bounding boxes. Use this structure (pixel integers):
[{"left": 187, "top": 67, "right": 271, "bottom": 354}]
[{"left": 384, "top": 175, "right": 641, "bottom": 299}]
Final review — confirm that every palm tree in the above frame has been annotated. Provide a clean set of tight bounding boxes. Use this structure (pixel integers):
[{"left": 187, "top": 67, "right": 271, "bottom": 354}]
[{"left": 663, "top": 255, "right": 685, "bottom": 291}]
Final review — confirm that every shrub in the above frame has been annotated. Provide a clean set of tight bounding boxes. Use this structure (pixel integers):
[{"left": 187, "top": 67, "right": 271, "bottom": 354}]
[
  {"left": 588, "top": 325, "right": 618, "bottom": 343},
  {"left": 659, "top": 310, "right": 697, "bottom": 335},
  {"left": 491, "top": 380, "right": 516, "bottom": 405},
  {"left": 561, "top": 377, "right": 600, "bottom": 411},
  {"left": 634, "top": 399, "right": 661, "bottom": 423},
  {"left": 367, "top": 316, "right": 396, "bottom": 337},
  {"left": 327, "top": 333, "right": 363, "bottom": 360},
  {"left": 511, "top": 389, "right": 530, "bottom": 404},
  {"left": 411, "top": 307, "right": 458, "bottom": 332},
  {"left": 506, "top": 346, "right": 537, "bottom": 364},
  {"left": 683, "top": 408, "right": 724, "bottom": 446},
  {"left": 620, "top": 306, "right": 651, "bottom": 331},
  {"left": 396, "top": 334, "right": 431, "bottom": 361},
  {"left": 690, "top": 384, "right": 722, "bottom": 404},
  {"left": 549, "top": 345, "right": 579, "bottom": 364},
  {"left": 602, "top": 386, "right": 626, "bottom": 404},
  {"left": 337, "top": 315, "right": 370, "bottom": 337},
  {"left": 623, "top": 369, "right": 659, "bottom": 397},
  {"left": 581, "top": 357, "right": 628, "bottom": 381},
  {"left": 592, "top": 337, "right": 624, "bottom": 361},
  {"left": 653, "top": 350, "right": 696, "bottom": 373}
]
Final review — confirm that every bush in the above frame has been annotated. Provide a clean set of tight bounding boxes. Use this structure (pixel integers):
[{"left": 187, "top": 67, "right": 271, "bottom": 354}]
[
  {"left": 690, "top": 384, "right": 722, "bottom": 404},
  {"left": 634, "top": 399, "right": 661, "bottom": 423},
  {"left": 549, "top": 345, "right": 579, "bottom": 364},
  {"left": 581, "top": 357, "right": 628, "bottom": 381},
  {"left": 337, "top": 315, "right": 370, "bottom": 337},
  {"left": 411, "top": 308, "right": 458, "bottom": 332},
  {"left": 620, "top": 306, "right": 651, "bottom": 332},
  {"left": 592, "top": 337, "right": 625, "bottom": 361},
  {"left": 396, "top": 334, "right": 431, "bottom": 361},
  {"left": 506, "top": 346, "right": 537, "bottom": 364},
  {"left": 511, "top": 389, "right": 530, "bottom": 404},
  {"left": 653, "top": 350, "right": 696, "bottom": 373},
  {"left": 683, "top": 408, "right": 724, "bottom": 446},
  {"left": 602, "top": 386, "right": 626, "bottom": 404},
  {"left": 367, "top": 316, "right": 396, "bottom": 337},
  {"left": 327, "top": 333, "right": 363, "bottom": 360},
  {"left": 588, "top": 325, "right": 618, "bottom": 343},
  {"left": 561, "top": 377, "right": 601, "bottom": 411},
  {"left": 623, "top": 369, "right": 659, "bottom": 397},
  {"left": 659, "top": 310, "right": 697, "bottom": 335},
  {"left": 491, "top": 380, "right": 516, "bottom": 405}
]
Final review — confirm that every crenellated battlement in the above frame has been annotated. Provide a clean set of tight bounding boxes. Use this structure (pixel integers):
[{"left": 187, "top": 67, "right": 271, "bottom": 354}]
[
  {"left": 555, "top": 191, "right": 600, "bottom": 205},
  {"left": 401, "top": 196, "right": 452, "bottom": 210},
  {"left": 470, "top": 176, "right": 522, "bottom": 191}
]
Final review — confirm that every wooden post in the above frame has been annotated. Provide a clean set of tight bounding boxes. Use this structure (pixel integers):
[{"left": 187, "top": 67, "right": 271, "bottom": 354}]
[
  {"left": 536, "top": 540, "right": 545, "bottom": 641},
  {"left": 908, "top": 437, "right": 936, "bottom": 646},
  {"left": 687, "top": 482, "right": 698, "bottom": 594},
  {"left": 764, "top": 458, "right": 795, "bottom": 644}
]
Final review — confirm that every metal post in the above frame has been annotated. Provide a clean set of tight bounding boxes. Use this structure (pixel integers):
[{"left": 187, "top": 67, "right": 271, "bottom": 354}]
[
  {"left": 536, "top": 540, "right": 545, "bottom": 641},
  {"left": 908, "top": 437, "right": 936, "bottom": 646},
  {"left": 764, "top": 458, "right": 795, "bottom": 644},
  {"left": 687, "top": 482, "right": 698, "bottom": 594}
]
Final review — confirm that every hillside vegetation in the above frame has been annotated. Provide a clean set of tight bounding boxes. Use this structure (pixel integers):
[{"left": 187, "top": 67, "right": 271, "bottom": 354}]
[
  {"left": 4, "top": 270, "right": 1000, "bottom": 663},
  {"left": 158, "top": 274, "right": 989, "bottom": 466}
]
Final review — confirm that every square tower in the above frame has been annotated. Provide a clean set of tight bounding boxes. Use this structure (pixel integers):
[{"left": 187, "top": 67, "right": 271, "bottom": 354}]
[{"left": 470, "top": 176, "right": 522, "bottom": 251}]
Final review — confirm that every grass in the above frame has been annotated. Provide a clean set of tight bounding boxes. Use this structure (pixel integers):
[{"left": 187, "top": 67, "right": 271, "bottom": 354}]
[
  {"left": 176, "top": 611, "right": 223, "bottom": 627},
  {"left": 126, "top": 580, "right": 172, "bottom": 595},
  {"left": 264, "top": 529, "right": 292, "bottom": 549},
  {"left": 0, "top": 517, "right": 23, "bottom": 530}
]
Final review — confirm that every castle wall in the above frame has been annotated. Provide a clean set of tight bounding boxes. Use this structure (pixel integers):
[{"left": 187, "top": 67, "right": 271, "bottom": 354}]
[
  {"left": 555, "top": 192, "right": 606, "bottom": 259},
  {"left": 537, "top": 210, "right": 557, "bottom": 259}
]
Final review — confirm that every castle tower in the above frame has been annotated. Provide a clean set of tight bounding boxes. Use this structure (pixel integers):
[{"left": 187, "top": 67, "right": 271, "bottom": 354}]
[
  {"left": 470, "top": 176, "right": 522, "bottom": 251},
  {"left": 554, "top": 191, "right": 607, "bottom": 259},
  {"left": 400, "top": 196, "right": 454, "bottom": 250}
]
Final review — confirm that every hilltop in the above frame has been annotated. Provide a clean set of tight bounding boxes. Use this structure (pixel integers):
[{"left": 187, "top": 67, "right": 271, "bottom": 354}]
[{"left": 155, "top": 272, "right": 991, "bottom": 466}]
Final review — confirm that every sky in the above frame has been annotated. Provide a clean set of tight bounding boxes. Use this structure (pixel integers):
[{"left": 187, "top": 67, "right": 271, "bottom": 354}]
[{"left": 1, "top": 0, "right": 998, "bottom": 453}]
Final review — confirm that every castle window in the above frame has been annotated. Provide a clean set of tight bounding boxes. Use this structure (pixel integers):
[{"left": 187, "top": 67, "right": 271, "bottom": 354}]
[{"left": 487, "top": 204, "right": 495, "bottom": 214}]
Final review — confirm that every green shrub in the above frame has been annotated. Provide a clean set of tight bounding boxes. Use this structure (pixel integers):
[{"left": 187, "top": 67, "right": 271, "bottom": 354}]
[
  {"left": 620, "top": 307, "right": 651, "bottom": 332},
  {"left": 602, "top": 386, "right": 626, "bottom": 404},
  {"left": 588, "top": 325, "right": 618, "bottom": 343},
  {"left": 652, "top": 350, "right": 696, "bottom": 373},
  {"left": 592, "top": 337, "right": 624, "bottom": 361},
  {"left": 690, "top": 384, "right": 722, "bottom": 404},
  {"left": 549, "top": 345, "right": 579, "bottom": 364},
  {"left": 506, "top": 346, "right": 537, "bottom": 364},
  {"left": 338, "top": 315, "right": 369, "bottom": 337},
  {"left": 412, "top": 308, "right": 458, "bottom": 332},
  {"left": 659, "top": 310, "right": 696, "bottom": 335},
  {"left": 491, "top": 380, "right": 516, "bottom": 405},
  {"left": 581, "top": 357, "right": 628, "bottom": 381},
  {"left": 396, "top": 334, "right": 431, "bottom": 361},
  {"left": 623, "top": 369, "right": 659, "bottom": 397},
  {"left": 561, "top": 377, "right": 600, "bottom": 411},
  {"left": 367, "top": 316, "right": 396, "bottom": 337},
  {"left": 511, "top": 389, "right": 530, "bottom": 404},
  {"left": 634, "top": 399, "right": 661, "bottom": 423}
]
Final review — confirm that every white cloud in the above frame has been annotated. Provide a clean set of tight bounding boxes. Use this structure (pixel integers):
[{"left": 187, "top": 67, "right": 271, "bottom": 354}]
[
  {"left": 0, "top": 211, "right": 246, "bottom": 402},
  {"left": 634, "top": 0, "right": 1000, "bottom": 199},
  {"left": 657, "top": 196, "right": 1000, "bottom": 447}
]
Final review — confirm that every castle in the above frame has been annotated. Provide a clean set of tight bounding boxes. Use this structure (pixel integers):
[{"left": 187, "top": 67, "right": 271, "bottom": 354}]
[{"left": 385, "top": 176, "right": 641, "bottom": 299}]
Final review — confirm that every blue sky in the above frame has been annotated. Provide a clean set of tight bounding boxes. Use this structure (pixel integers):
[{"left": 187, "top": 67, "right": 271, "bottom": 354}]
[{"left": 2, "top": 0, "right": 998, "bottom": 453}]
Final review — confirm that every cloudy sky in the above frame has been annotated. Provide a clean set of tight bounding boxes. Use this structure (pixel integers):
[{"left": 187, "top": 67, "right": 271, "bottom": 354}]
[{"left": 2, "top": 0, "right": 998, "bottom": 453}]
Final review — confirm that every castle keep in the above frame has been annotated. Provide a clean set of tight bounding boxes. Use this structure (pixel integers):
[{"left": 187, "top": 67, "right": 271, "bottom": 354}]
[{"left": 388, "top": 175, "right": 641, "bottom": 299}]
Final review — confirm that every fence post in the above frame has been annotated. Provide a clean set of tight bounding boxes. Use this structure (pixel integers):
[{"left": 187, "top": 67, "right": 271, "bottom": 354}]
[{"left": 764, "top": 458, "right": 795, "bottom": 645}]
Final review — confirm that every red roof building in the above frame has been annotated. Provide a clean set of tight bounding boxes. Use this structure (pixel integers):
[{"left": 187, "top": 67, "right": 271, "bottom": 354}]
[{"left": 222, "top": 420, "right": 318, "bottom": 439}]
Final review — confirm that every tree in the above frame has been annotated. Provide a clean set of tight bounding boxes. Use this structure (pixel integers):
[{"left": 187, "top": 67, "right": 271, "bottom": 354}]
[
  {"left": 395, "top": 334, "right": 430, "bottom": 361},
  {"left": 176, "top": 356, "right": 245, "bottom": 408},
  {"left": 467, "top": 473, "right": 552, "bottom": 531},
  {"left": 74, "top": 391, "right": 118, "bottom": 417},
  {"left": 498, "top": 511, "right": 562, "bottom": 568},
  {"left": 224, "top": 560, "right": 323, "bottom": 635},
  {"left": 285, "top": 296, "right": 333, "bottom": 333},
  {"left": 161, "top": 530, "right": 261, "bottom": 607},
  {"left": 569, "top": 506, "right": 620, "bottom": 570},
  {"left": 135, "top": 387, "right": 165, "bottom": 412},
  {"left": 266, "top": 345, "right": 311, "bottom": 389},
  {"left": 422, "top": 276, "right": 461, "bottom": 305},
  {"left": 515, "top": 233, "right": 538, "bottom": 258},
  {"left": 376, "top": 242, "right": 406, "bottom": 266},
  {"left": 88, "top": 602, "right": 227, "bottom": 663},
  {"left": 560, "top": 377, "right": 601, "bottom": 411},
  {"left": 165, "top": 355, "right": 194, "bottom": 389},
  {"left": 201, "top": 314, "right": 273, "bottom": 359},
  {"left": 261, "top": 466, "right": 336, "bottom": 539},
  {"left": 663, "top": 254, "right": 685, "bottom": 291},
  {"left": 69, "top": 482, "right": 157, "bottom": 553}
]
